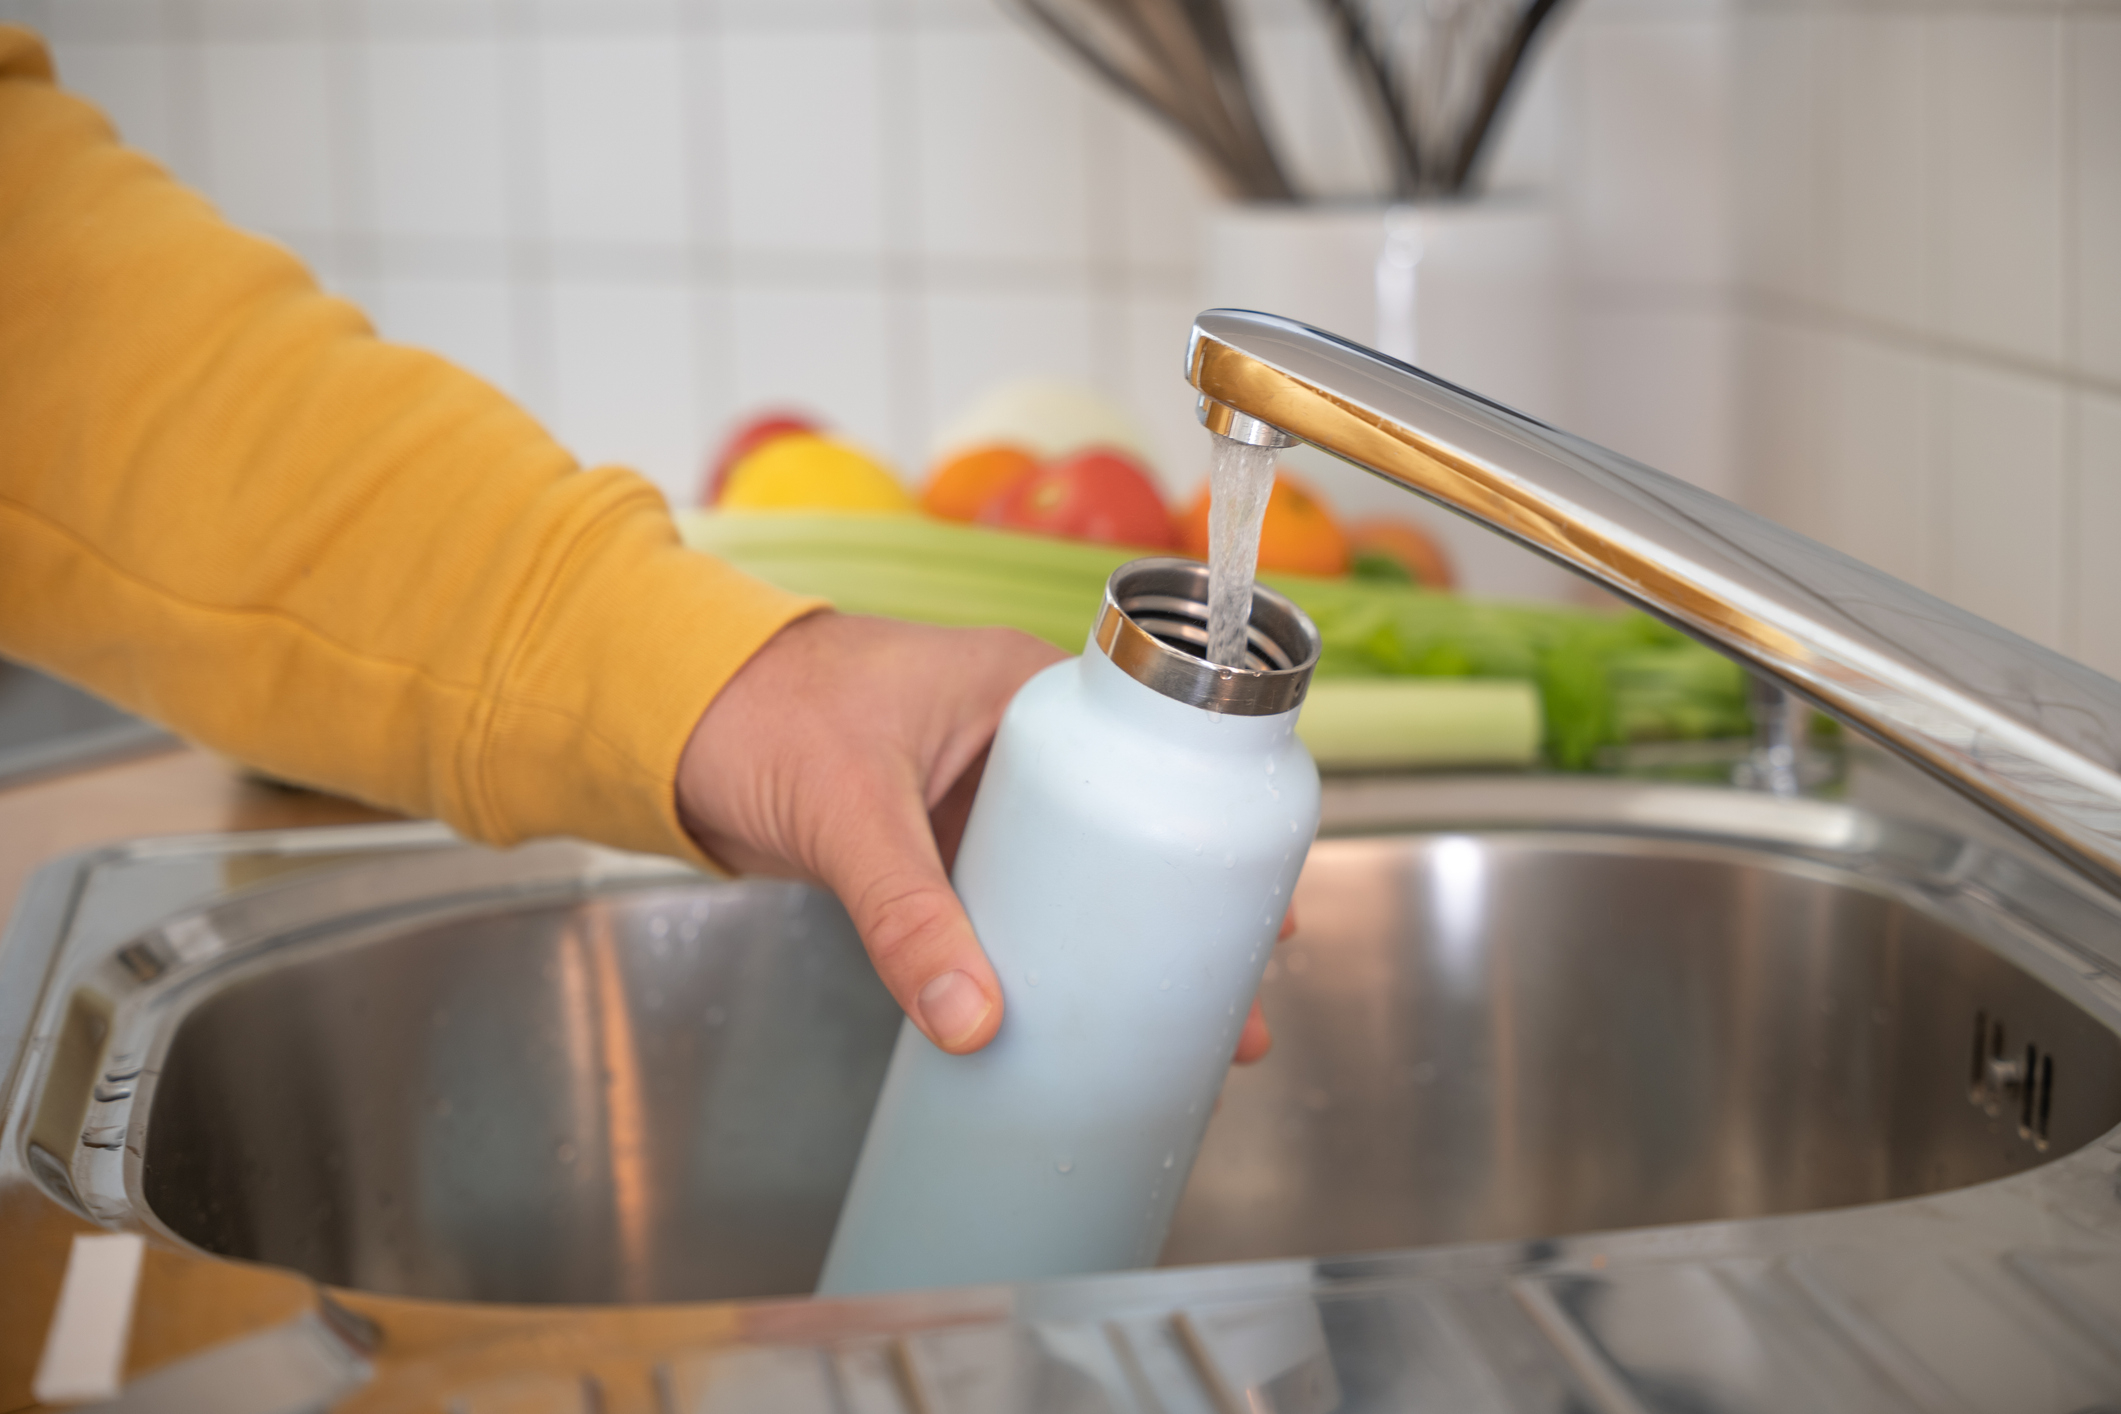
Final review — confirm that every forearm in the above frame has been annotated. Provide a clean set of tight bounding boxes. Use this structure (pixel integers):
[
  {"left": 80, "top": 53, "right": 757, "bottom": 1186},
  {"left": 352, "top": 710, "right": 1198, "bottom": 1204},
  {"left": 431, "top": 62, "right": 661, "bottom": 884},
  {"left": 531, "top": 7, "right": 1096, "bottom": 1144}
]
[{"left": 0, "top": 26, "right": 821, "bottom": 861}]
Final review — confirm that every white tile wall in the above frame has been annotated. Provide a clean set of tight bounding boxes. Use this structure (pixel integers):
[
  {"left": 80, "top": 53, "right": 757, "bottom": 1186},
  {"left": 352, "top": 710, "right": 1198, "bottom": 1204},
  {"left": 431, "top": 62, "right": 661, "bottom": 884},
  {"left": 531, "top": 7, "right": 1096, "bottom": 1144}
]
[
  {"left": 1935, "top": 15, "right": 2065, "bottom": 370},
  {"left": 4, "top": 0, "right": 1203, "bottom": 496},
  {"left": 1731, "top": 11, "right": 1820, "bottom": 306},
  {"left": 911, "top": 27, "right": 1091, "bottom": 265},
  {"left": 1577, "top": 302, "right": 1739, "bottom": 498},
  {"left": 1572, "top": 12, "right": 1732, "bottom": 293},
  {"left": 1819, "top": 337, "right": 1933, "bottom": 594},
  {"left": 1728, "top": 0, "right": 2119, "bottom": 665},
  {"left": 1737, "top": 315, "right": 1827, "bottom": 540},
  {"left": 48, "top": 39, "right": 174, "bottom": 164},
  {"left": 720, "top": 29, "right": 886, "bottom": 257},
  {"left": 1941, "top": 363, "right": 2067, "bottom": 648},
  {"left": 8, "top": 0, "right": 2116, "bottom": 653},
  {"left": 1111, "top": 101, "right": 1213, "bottom": 272},
  {"left": 534, "top": 34, "right": 690, "bottom": 247},
  {"left": 1824, "top": 14, "right": 1929, "bottom": 336},
  {"left": 727, "top": 281, "right": 896, "bottom": 466},
  {"left": 921, "top": 284, "right": 1100, "bottom": 451},
  {"left": 364, "top": 35, "right": 510, "bottom": 242},
  {"left": 2076, "top": 391, "right": 2121, "bottom": 679},
  {"left": 199, "top": 36, "right": 342, "bottom": 236},
  {"left": 547, "top": 277, "right": 706, "bottom": 502},
  {"left": 2075, "top": 17, "right": 2121, "bottom": 387},
  {"left": 372, "top": 272, "right": 520, "bottom": 398}
]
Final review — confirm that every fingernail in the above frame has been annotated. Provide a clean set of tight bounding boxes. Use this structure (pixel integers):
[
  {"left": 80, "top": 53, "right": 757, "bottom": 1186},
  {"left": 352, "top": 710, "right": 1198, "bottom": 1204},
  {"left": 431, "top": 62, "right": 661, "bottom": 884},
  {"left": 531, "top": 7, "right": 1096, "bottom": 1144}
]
[{"left": 917, "top": 970, "right": 991, "bottom": 1049}]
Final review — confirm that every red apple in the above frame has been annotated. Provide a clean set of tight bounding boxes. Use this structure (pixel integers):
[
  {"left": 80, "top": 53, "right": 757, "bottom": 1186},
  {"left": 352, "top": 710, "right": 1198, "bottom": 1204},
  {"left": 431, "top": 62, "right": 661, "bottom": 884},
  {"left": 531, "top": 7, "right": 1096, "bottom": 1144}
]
[{"left": 981, "top": 448, "right": 1175, "bottom": 549}]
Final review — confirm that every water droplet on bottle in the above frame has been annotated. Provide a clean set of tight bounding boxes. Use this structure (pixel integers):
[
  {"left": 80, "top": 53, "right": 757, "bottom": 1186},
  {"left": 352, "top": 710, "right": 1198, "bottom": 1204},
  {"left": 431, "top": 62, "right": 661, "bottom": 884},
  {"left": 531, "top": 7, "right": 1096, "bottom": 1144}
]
[
  {"left": 431, "top": 1096, "right": 453, "bottom": 1119},
  {"left": 1223, "top": 853, "right": 1235, "bottom": 868},
  {"left": 1159, "top": 977, "right": 1172, "bottom": 991},
  {"left": 1055, "top": 1157, "right": 1074, "bottom": 1175},
  {"left": 555, "top": 1140, "right": 578, "bottom": 1164},
  {"left": 1265, "top": 754, "right": 1277, "bottom": 776},
  {"left": 1194, "top": 843, "right": 1203, "bottom": 855},
  {"left": 1228, "top": 1003, "right": 1237, "bottom": 1016},
  {"left": 1271, "top": 885, "right": 1281, "bottom": 896},
  {"left": 1163, "top": 1152, "right": 1175, "bottom": 1169},
  {"left": 1289, "top": 819, "right": 1299, "bottom": 833},
  {"left": 649, "top": 916, "right": 669, "bottom": 939},
  {"left": 1270, "top": 786, "right": 1280, "bottom": 800},
  {"left": 1025, "top": 969, "right": 1041, "bottom": 988}
]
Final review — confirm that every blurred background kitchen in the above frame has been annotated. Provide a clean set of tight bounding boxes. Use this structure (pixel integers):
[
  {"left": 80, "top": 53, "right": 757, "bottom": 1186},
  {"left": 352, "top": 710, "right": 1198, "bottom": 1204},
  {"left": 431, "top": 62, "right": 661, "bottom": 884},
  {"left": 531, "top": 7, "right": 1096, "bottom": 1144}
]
[{"left": 1, "top": 0, "right": 2114, "bottom": 661}]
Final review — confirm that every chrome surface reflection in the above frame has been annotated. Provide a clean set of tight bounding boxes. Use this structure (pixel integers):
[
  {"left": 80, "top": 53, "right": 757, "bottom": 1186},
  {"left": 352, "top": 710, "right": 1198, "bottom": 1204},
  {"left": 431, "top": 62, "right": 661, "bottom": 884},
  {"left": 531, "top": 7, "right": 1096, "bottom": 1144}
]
[
  {"left": 140, "top": 879, "right": 899, "bottom": 1304},
  {"left": 1169, "top": 831, "right": 2121, "bottom": 1264},
  {"left": 38, "top": 782, "right": 2113, "bottom": 1306},
  {"left": 1187, "top": 309, "right": 2121, "bottom": 895}
]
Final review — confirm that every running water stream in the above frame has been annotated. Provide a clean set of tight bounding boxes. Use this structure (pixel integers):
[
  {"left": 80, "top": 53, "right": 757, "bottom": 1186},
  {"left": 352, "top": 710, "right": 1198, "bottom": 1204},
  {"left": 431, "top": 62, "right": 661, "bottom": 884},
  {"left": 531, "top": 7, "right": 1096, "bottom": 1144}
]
[{"left": 1204, "top": 433, "right": 1279, "bottom": 667}]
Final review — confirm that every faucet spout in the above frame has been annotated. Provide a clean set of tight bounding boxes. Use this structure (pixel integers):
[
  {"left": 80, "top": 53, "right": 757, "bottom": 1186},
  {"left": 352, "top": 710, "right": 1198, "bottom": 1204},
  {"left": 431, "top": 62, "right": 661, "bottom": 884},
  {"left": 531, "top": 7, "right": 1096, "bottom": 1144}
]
[{"left": 1187, "top": 308, "right": 2121, "bottom": 893}]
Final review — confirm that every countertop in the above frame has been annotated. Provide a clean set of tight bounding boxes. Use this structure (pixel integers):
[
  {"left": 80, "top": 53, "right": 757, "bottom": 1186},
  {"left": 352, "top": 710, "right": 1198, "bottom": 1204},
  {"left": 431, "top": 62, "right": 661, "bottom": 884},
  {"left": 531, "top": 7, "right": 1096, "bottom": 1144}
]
[
  {"left": 9, "top": 756, "right": 2121, "bottom": 1411},
  {"left": 1, "top": 747, "right": 393, "bottom": 1412}
]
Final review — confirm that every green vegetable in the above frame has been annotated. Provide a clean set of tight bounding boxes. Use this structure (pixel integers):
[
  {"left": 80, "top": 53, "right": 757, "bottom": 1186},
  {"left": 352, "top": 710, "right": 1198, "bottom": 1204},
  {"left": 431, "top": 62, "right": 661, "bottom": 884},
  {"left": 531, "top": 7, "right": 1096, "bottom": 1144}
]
[
  {"left": 1296, "top": 679, "right": 1540, "bottom": 769},
  {"left": 680, "top": 511, "right": 1749, "bottom": 768},
  {"left": 1348, "top": 549, "right": 1415, "bottom": 585}
]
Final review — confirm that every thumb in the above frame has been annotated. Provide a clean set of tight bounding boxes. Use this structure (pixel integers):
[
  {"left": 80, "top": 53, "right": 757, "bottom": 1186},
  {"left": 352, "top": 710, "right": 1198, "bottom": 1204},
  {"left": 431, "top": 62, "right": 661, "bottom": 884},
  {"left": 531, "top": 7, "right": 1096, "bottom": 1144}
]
[{"left": 817, "top": 777, "right": 1003, "bottom": 1055}]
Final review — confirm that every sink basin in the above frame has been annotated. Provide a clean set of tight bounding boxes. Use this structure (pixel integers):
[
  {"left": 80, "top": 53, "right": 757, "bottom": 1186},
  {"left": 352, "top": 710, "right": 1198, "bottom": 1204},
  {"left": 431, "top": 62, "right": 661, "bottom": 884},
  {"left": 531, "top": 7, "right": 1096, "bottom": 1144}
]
[{"left": 26, "top": 779, "right": 2121, "bottom": 1308}]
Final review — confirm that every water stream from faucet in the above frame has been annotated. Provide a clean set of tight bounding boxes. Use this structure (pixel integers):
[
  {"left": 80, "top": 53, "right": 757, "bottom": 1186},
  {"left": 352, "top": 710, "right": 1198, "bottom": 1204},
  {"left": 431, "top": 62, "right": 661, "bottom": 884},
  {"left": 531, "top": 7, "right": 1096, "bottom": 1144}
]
[{"left": 1205, "top": 433, "right": 1279, "bottom": 667}]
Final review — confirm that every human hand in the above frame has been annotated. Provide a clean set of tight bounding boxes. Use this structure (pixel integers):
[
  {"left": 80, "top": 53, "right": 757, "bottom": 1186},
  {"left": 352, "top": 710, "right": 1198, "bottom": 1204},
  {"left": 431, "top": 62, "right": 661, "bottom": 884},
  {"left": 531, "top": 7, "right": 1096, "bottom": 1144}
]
[
  {"left": 1231, "top": 911, "right": 1295, "bottom": 1064},
  {"left": 677, "top": 613, "right": 1062, "bottom": 1054},
  {"left": 676, "top": 611, "right": 1289, "bottom": 1063}
]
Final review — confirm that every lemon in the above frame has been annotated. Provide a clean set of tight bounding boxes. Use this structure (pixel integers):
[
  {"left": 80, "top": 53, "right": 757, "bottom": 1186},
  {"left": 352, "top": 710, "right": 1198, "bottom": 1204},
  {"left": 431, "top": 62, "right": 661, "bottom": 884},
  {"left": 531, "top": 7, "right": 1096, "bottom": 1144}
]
[{"left": 719, "top": 433, "right": 916, "bottom": 513}]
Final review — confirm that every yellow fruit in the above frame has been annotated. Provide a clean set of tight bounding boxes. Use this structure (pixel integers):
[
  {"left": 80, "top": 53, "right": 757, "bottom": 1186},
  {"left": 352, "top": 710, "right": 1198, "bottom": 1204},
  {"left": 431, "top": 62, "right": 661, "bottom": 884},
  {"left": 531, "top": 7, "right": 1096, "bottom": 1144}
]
[{"left": 719, "top": 433, "right": 916, "bottom": 513}]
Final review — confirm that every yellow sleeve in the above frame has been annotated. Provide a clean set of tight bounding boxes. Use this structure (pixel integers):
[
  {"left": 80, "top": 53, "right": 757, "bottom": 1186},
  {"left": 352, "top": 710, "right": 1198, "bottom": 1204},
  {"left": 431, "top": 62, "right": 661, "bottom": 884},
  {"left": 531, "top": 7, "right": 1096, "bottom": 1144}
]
[{"left": 0, "top": 27, "right": 825, "bottom": 865}]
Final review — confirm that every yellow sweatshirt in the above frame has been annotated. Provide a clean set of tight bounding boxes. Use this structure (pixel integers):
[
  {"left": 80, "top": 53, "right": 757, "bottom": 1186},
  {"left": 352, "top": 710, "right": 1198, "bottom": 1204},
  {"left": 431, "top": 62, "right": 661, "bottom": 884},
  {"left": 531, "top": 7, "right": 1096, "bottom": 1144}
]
[{"left": 0, "top": 27, "right": 823, "bottom": 865}]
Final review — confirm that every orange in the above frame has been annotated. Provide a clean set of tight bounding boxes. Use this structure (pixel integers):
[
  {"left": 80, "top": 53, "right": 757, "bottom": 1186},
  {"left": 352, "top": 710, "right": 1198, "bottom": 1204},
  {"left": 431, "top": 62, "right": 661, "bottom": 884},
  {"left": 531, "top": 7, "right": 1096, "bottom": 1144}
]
[
  {"left": 1178, "top": 471, "right": 1349, "bottom": 576},
  {"left": 1346, "top": 515, "right": 1455, "bottom": 589},
  {"left": 921, "top": 443, "right": 1038, "bottom": 522}
]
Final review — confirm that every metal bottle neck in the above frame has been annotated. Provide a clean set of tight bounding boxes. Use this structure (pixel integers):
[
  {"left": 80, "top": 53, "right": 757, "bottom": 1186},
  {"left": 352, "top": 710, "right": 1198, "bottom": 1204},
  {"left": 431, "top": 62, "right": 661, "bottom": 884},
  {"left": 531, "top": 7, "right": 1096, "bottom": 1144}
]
[{"left": 1091, "top": 558, "right": 1320, "bottom": 717}]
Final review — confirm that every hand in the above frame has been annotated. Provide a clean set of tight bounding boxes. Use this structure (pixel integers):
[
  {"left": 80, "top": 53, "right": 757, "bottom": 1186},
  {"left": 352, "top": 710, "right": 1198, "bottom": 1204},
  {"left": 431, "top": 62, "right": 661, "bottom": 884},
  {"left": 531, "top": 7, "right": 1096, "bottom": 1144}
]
[
  {"left": 677, "top": 612, "right": 1063, "bottom": 1054},
  {"left": 1232, "top": 911, "right": 1296, "bottom": 1065},
  {"left": 677, "top": 610, "right": 1290, "bottom": 1063}
]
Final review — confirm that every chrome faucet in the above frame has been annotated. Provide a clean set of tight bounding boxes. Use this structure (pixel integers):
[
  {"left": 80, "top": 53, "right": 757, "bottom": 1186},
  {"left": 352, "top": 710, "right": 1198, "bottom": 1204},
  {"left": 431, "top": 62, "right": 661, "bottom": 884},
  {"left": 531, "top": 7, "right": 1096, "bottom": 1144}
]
[{"left": 1188, "top": 308, "right": 2121, "bottom": 893}]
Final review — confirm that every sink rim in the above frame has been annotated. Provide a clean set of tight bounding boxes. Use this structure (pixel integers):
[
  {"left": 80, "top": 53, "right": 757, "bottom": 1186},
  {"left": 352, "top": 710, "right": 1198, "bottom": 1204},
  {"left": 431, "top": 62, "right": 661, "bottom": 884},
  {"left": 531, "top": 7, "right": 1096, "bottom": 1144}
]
[
  {"left": 12, "top": 776, "right": 2121, "bottom": 1283},
  {"left": 8, "top": 775, "right": 2121, "bottom": 1343}
]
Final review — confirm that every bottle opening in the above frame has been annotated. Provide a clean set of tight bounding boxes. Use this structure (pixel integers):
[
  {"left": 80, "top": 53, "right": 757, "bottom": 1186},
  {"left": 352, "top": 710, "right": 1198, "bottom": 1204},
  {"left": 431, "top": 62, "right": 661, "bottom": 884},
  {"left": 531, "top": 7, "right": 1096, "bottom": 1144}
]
[{"left": 1093, "top": 559, "right": 1320, "bottom": 716}]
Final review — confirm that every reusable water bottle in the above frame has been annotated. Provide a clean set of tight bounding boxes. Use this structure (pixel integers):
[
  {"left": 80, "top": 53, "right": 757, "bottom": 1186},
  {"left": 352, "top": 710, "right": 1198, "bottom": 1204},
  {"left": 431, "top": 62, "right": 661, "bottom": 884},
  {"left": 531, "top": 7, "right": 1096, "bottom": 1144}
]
[{"left": 817, "top": 557, "right": 1322, "bottom": 1295}]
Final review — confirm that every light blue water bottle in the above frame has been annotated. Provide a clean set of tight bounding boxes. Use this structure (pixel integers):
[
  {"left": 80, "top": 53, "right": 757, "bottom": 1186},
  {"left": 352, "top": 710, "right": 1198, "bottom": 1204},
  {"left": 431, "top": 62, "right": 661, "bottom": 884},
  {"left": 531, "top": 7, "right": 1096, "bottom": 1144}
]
[{"left": 818, "top": 557, "right": 1322, "bottom": 1295}]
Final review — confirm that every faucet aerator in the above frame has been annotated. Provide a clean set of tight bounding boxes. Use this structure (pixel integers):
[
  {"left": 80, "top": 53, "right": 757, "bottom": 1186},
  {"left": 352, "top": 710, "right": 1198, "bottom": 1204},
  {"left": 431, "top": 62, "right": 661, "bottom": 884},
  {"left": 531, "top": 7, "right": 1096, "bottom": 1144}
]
[{"left": 1195, "top": 393, "right": 1296, "bottom": 450}]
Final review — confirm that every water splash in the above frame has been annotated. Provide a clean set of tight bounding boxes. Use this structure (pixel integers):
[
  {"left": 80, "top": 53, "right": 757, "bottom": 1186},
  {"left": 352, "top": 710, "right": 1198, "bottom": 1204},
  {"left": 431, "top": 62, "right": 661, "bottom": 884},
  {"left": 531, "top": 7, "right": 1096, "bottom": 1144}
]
[{"left": 1205, "top": 433, "right": 1278, "bottom": 667}]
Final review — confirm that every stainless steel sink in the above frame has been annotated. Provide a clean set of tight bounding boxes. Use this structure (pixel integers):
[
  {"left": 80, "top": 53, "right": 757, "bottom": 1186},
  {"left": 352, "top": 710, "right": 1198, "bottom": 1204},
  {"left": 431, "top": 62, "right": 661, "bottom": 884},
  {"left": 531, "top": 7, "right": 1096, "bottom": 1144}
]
[{"left": 22, "top": 776, "right": 2121, "bottom": 1314}]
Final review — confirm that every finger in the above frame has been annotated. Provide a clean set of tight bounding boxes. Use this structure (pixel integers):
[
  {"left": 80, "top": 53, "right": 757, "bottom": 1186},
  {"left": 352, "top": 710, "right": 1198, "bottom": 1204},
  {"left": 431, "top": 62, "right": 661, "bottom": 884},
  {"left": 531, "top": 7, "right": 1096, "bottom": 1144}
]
[
  {"left": 1278, "top": 906, "right": 1298, "bottom": 942},
  {"left": 817, "top": 778, "right": 1002, "bottom": 1055},
  {"left": 1233, "top": 997, "right": 1272, "bottom": 1064},
  {"left": 928, "top": 744, "right": 991, "bottom": 872}
]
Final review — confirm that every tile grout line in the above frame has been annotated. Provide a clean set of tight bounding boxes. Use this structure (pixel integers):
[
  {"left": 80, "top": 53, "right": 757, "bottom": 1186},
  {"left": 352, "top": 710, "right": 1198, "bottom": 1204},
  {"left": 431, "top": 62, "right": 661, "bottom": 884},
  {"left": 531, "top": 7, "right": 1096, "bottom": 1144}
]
[
  {"left": 681, "top": 0, "right": 732, "bottom": 473},
  {"left": 501, "top": 0, "right": 555, "bottom": 420},
  {"left": 2059, "top": 12, "right": 2082, "bottom": 656},
  {"left": 880, "top": 0, "right": 931, "bottom": 474}
]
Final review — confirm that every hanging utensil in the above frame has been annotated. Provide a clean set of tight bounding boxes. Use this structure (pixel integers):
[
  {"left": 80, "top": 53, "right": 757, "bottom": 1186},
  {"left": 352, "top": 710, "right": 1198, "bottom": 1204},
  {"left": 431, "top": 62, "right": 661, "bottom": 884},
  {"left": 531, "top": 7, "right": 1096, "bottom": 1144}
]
[{"left": 1014, "top": 0, "right": 1296, "bottom": 200}]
